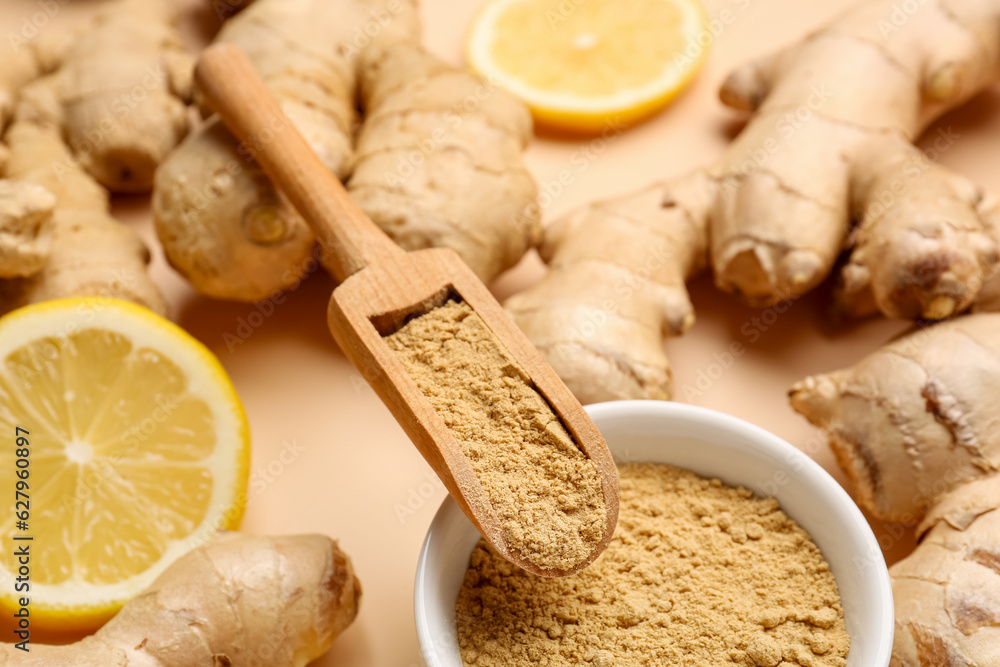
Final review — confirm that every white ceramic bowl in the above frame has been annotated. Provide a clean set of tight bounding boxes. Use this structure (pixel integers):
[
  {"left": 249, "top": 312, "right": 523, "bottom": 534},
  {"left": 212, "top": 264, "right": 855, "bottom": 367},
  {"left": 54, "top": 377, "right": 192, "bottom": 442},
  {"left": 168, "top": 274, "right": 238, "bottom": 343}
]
[{"left": 415, "top": 400, "right": 893, "bottom": 667}]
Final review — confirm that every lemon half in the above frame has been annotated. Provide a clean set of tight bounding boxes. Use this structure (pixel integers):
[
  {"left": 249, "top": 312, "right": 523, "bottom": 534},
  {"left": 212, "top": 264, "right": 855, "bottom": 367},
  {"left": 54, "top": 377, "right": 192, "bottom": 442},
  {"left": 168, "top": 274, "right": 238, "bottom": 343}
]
[
  {"left": 467, "top": 0, "right": 711, "bottom": 133},
  {"left": 0, "top": 298, "right": 250, "bottom": 631}
]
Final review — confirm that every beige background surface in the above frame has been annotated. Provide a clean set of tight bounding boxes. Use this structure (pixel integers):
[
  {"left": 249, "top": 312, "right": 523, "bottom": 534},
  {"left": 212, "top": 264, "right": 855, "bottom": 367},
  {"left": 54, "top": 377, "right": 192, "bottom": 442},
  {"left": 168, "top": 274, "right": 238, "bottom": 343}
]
[{"left": 3, "top": 0, "right": 1000, "bottom": 664}]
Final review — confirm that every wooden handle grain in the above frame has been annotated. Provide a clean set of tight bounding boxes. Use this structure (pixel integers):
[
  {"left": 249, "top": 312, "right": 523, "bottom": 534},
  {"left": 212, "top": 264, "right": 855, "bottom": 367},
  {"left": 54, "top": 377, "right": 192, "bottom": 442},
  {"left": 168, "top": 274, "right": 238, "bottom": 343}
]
[{"left": 194, "top": 44, "right": 404, "bottom": 282}]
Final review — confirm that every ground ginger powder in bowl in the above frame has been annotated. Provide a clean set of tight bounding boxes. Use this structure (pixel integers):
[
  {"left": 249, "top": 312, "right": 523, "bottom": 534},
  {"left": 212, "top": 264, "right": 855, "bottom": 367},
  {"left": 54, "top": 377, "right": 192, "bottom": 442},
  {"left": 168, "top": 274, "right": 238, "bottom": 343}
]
[
  {"left": 385, "top": 300, "right": 606, "bottom": 572},
  {"left": 456, "top": 463, "right": 850, "bottom": 666}
]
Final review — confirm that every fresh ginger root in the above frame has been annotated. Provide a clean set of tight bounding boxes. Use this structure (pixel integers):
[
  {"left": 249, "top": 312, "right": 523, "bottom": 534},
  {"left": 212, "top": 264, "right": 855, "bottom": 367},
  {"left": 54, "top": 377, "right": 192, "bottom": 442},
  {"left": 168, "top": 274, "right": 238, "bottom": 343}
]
[
  {"left": 348, "top": 41, "right": 540, "bottom": 284},
  {"left": 0, "top": 533, "right": 362, "bottom": 666},
  {"left": 32, "top": 0, "right": 194, "bottom": 193},
  {"left": 0, "top": 88, "right": 165, "bottom": 315},
  {"left": 0, "top": 180, "right": 54, "bottom": 279},
  {"left": 154, "top": 0, "right": 419, "bottom": 302},
  {"left": 0, "top": 48, "right": 40, "bottom": 133},
  {"left": 508, "top": 0, "right": 1000, "bottom": 402},
  {"left": 506, "top": 172, "right": 711, "bottom": 402},
  {"left": 891, "top": 475, "right": 1000, "bottom": 666},
  {"left": 790, "top": 314, "right": 1000, "bottom": 520},
  {"left": 714, "top": 0, "right": 1000, "bottom": 316},
  {"left": 789, "top": 314, "right": 1000, "bottom": 665},
  {"left": 970, "top": 197, "right": 1000, "bottom": 313}
]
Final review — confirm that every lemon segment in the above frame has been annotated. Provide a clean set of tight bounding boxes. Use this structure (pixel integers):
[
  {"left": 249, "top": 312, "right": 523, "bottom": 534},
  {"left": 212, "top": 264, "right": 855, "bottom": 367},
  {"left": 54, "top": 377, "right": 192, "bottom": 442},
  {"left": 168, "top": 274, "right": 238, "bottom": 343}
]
[
  {"left": 0, "top": 298, "right": 250, "bottom": 631},
  {"left": 467, "top": 0, "right": 710, "bottom": 133}
]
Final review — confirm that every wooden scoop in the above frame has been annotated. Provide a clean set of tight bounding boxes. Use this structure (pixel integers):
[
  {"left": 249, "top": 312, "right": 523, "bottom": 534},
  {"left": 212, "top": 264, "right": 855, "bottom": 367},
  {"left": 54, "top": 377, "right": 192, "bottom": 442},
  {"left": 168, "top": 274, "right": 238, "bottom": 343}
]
[{"left": 195, "top": 44, "right": 618, "bottom": 576}]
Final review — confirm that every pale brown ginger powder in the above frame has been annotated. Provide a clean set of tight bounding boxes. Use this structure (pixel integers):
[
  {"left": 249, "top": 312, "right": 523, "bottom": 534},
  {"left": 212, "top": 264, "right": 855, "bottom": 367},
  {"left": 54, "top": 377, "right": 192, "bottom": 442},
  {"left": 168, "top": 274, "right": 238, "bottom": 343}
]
[
  {"left": 456, "top": 463, "right": 849, "bottom": 667},
  {"left": 385, "top": 300, "right": 606, "bottom": 572}
]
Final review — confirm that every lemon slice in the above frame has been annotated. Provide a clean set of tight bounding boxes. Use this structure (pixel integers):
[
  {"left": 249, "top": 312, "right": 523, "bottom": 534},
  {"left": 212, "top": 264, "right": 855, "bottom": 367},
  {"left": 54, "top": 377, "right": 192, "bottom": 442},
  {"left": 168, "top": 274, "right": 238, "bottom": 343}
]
[
  {"left": 0, "top": 298, "right": 250, "bottom": 632},
  {"left": 467, "top": 0, "right": 710, "bottom": 133}
]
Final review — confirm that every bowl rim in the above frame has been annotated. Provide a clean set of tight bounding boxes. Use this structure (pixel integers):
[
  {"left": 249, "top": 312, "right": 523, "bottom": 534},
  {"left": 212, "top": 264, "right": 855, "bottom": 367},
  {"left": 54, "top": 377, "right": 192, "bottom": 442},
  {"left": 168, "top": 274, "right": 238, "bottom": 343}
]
[{"left": 414, "top": 399, "right": 894, "bottom": 666}]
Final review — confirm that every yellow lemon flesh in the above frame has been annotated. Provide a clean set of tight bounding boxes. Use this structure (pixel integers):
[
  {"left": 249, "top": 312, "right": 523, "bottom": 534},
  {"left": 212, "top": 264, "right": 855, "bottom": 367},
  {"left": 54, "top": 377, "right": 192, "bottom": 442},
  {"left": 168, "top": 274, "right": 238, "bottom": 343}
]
[
  {"left": 467, "top": 0, "right": 710, "bottom": 133},
  {"left": 0, "top": 299, "right": 250, "bottom": 632}
]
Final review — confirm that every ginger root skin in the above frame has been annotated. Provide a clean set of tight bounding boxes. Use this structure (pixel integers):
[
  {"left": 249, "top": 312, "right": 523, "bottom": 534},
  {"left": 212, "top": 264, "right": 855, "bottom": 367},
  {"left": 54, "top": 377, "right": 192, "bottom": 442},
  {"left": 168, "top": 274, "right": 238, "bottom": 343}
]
[
  {"left": 0, "top": 180, "right": 54, "bottom": 279},
  {"left": 712, "top": 0, "right": 1000, "bottom": 315},
  {"left": 790, "top": 314, "right": 1000, "bottom": 522},
  {"left": 349, "top": 41, "right": 540, "bottom": 284},
  {"left": 40, "top": 0, "right": 194, "bottom": 193},
  {"left": 506, "top": 171, "right": 712, "bottom": 403},
  {"left": 790, "top": 315, "right": 1000, "bottom": 665},
  {"left": 1, "top": 90, "right": 165, "bottom": 315},
  {"left": 153, "top": 0, "right": 420, "bottom": 302},
  {"left": 0, "top": 46, "right": 40, "bottom": 133},
  {"left": 890, "top": 475, "right": 1000, "bottom": 667},
  {"left": 836, "top": 138, "right": 999, "bottom": 321},
  {"left": 0, "top": 534, "right": 362, "bottom": 667},
  {"left": 153, "top": 120, "right": 317, "bottom": 302},
  {"left": 971, "top": 197, "right": 1000, "bottom": 314}
]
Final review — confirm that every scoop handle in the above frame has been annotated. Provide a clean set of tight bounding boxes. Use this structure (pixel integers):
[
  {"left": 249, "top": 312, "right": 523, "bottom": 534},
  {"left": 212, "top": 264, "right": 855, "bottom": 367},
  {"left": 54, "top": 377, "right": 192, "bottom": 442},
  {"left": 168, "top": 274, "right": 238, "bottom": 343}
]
[{"left": 194, "top": 44, "right": 403, "bottom": 282}]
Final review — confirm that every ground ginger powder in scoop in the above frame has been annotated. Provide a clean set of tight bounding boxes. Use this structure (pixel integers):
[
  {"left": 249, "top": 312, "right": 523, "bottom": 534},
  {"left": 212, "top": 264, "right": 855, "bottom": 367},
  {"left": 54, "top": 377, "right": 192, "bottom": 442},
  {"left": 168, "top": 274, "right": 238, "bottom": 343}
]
[
  {"left": 385, "top": 299, "right": 606, "bottom": 572},
  {"left": 456, "top": 463, "right": 849, "bottom": 666}
]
